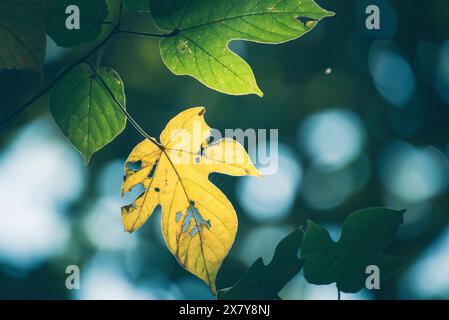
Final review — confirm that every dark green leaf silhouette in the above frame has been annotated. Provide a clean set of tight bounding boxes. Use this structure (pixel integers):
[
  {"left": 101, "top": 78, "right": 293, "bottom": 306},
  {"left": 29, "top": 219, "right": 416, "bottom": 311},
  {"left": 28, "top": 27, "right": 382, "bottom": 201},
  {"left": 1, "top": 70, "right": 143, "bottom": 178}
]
[
  {"left": 301, "top": 208, "right": 405, "bottom": 293},
  {"left": 46, "top": 0, "right": 108, "bottom": 47},
  {"left": 0, "top": 0, "right": 46, "bottom": 72},
  {"left": 124, "top": 0, "right": 150, "bottom": 11},
  {"left": 217, "top": 229, "right": 303, "bottom": 300}
]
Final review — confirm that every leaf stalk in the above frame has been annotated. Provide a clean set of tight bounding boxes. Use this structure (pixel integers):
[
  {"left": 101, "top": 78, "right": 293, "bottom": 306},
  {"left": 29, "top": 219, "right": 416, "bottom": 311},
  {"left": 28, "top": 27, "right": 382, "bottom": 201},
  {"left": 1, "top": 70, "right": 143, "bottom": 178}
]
[
  {"left": 0, "top": 0, "right": 169, "bottom": 128},
  {"left": 88, "top": 62, "right": 163, "bottom": 150}
]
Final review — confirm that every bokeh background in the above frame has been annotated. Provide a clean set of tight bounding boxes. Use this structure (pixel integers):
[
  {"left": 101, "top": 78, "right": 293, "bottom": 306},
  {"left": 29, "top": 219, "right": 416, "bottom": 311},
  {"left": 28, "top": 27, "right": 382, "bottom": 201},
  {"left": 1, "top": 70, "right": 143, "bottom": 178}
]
[{"left": 1, "top": 0, "right": 449, "bottom": 299}]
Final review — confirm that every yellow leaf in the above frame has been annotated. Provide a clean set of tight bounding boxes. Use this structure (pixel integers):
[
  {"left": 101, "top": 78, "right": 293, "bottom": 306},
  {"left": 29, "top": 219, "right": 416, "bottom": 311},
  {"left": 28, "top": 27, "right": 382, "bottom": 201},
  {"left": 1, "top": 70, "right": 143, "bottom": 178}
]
[{"left": 121, "top": 107, "right": 261, "bottom": 293}]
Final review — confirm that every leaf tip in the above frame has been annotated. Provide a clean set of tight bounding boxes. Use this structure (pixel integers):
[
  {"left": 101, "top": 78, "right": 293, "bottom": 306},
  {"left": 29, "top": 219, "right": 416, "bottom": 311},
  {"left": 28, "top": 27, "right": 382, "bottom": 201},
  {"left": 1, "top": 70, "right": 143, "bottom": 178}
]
[
  {"left": 82, "top": 154, "right": 92, "bottom": 166},
  {"left": 253, "top": 168, "right": 263, "bottom": 177},
  {"left": 206, "top": 280, "right": 217, "bottom": 295},
  {"left": 305, "top": 219, "right": 314, "bottom": 227},
  {"left": 121, "top": 206, "right": 138, "bottom": 233},
  {"left": 398, "top": 208, "right": 407, "bottom": 222},
  {"left": 250, "top": 84, "right": 263, "bottom": 97}
]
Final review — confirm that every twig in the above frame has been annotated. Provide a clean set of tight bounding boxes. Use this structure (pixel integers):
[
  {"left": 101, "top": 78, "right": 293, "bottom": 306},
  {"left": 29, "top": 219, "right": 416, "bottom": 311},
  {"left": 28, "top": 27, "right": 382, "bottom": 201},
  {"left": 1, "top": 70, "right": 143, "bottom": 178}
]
[
  {"left": 0, "top": 0, "right": 172, "bottom": 128},
  {"left": 101, "top": 21, "right": 118, "bottom": 27},
  {"left": 95, "top": 39, "right": 109, "bottom": 71},
  {"left": 88, "top": 62, "right": 163, "bottom": 150},
  {"left": 117, "top": 29, "right": 172, "bottom": 38},
  {"left": 0, "top": 30, "right": 116, "bottom": 128}
]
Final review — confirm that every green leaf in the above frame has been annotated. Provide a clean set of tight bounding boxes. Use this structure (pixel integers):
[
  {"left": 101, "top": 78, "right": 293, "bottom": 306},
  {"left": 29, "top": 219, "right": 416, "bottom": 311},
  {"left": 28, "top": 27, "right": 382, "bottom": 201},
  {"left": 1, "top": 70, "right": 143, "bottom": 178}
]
[
  {"left": 217, "top": 229, "right": 303, "bottom": 300},
  {"left": 124, "top": 0, "right": 150, "bottom": 11},
  {"left": 49, "top": 64, "right": 126, "bottom": 164},
  {"left": 105, "top": 0, "right": 121, "bottom": 24},
  {"left": 0, "top": 0, "right": 46, "bottom": 72},
  {"left": 46, "top": 0, "right": 108, "bottom": 47},
  {"left": 300, "top": 221, "right": 337, "bottom": 285},
  {"left": 301, "top": 208, "right": 405, "bottom": 293},
  {"left": 151, "top": 0, "right": 334, "bottom": 96}
]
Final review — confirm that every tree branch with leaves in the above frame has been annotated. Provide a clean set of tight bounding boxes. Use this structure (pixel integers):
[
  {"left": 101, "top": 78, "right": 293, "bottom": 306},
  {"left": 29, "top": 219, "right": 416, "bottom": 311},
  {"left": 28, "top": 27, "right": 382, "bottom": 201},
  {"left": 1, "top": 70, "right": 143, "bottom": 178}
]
[{"left": 0, "top": 0, "right": 405, "bottom": 300}]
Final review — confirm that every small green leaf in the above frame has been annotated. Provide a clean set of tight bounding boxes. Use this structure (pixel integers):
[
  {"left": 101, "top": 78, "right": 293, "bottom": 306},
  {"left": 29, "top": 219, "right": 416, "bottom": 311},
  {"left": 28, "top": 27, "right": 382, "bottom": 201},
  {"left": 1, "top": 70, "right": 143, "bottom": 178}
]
[
  {"left": 217, "top": 229, "right": 303, "bottom": 300},
  {"left": 46, "top": 0, "right": 108, "bottom": 47},
  {"left": 301, "top": 208, "right": 405, "bottom": 293},
  {"left": 151, "top": 0, "right": 334, "bottom": 96},
  {"left": 49, "top": 64, "right": 126, "bottom": 164},
  {"left": 124, "top": 0, "right": 150, "bottom": 11},
  {"left": 0, "top": 0, "right": 46, "bottom": 72}
]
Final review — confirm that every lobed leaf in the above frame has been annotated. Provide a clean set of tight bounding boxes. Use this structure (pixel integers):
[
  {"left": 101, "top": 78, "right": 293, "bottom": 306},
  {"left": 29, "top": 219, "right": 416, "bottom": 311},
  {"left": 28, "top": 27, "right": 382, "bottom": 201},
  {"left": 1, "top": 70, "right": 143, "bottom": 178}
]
[
  {"left": 151, "top": 0, "right": 334, "bottom": 96},
  {"left": 217, "top": 229, "right": 303, "bottom": 300},
  {"left": 121, "top": 107, "right": 261, "bottom": 293},
  {"left": 301, "top": 208, "right": 405, "bottom": 293}
]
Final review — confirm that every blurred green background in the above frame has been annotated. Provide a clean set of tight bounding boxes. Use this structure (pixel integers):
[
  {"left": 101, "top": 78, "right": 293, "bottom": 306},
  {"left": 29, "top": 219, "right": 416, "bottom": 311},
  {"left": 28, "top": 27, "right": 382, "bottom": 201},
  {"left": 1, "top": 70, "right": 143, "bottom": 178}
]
[{"left": 1, "top": 0, "right": 449, "bottom": 299}]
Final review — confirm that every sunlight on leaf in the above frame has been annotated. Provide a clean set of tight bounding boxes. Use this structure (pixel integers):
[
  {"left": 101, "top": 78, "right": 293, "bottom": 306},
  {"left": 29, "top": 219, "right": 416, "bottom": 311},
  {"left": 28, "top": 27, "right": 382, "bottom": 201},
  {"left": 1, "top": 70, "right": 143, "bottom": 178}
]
[
  {"left": 49, "top": 63, "right": 126, "bottom": 164},
  {"left": 151, "top": 0, "right": 334, "bottom": 96},
  {"left": 121, "top": 107, "right": 261, "bottom": 293}
]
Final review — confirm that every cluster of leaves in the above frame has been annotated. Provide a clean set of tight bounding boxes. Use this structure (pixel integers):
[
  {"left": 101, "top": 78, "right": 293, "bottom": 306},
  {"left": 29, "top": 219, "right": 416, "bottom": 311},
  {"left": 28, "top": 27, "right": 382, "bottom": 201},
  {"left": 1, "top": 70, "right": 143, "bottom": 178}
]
[
  {"left": 220, "top": 208, "right": 405, "bottom": 300},
  {"left": 1, "top": 0, "right": 405, "bottom": 300},
  {"left": 0, "top": 0, "right": 335, "bottom": 294},
  {"left": 0, "top": 0, "right": 333, "bottom": 160}
]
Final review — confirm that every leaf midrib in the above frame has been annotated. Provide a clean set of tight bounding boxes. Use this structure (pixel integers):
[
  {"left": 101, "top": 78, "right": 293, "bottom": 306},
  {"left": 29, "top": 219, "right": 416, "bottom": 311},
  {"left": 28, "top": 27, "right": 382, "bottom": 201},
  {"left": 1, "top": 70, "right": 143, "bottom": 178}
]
[
  {"left": 161, "top": 148, "right": 214, "bottom": 288},
  {"left": 179, "top": 33, "right": 255, "bottom": 90},
  {"left": 177, "top": 10, "right": 321, "bottom": 33}
]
